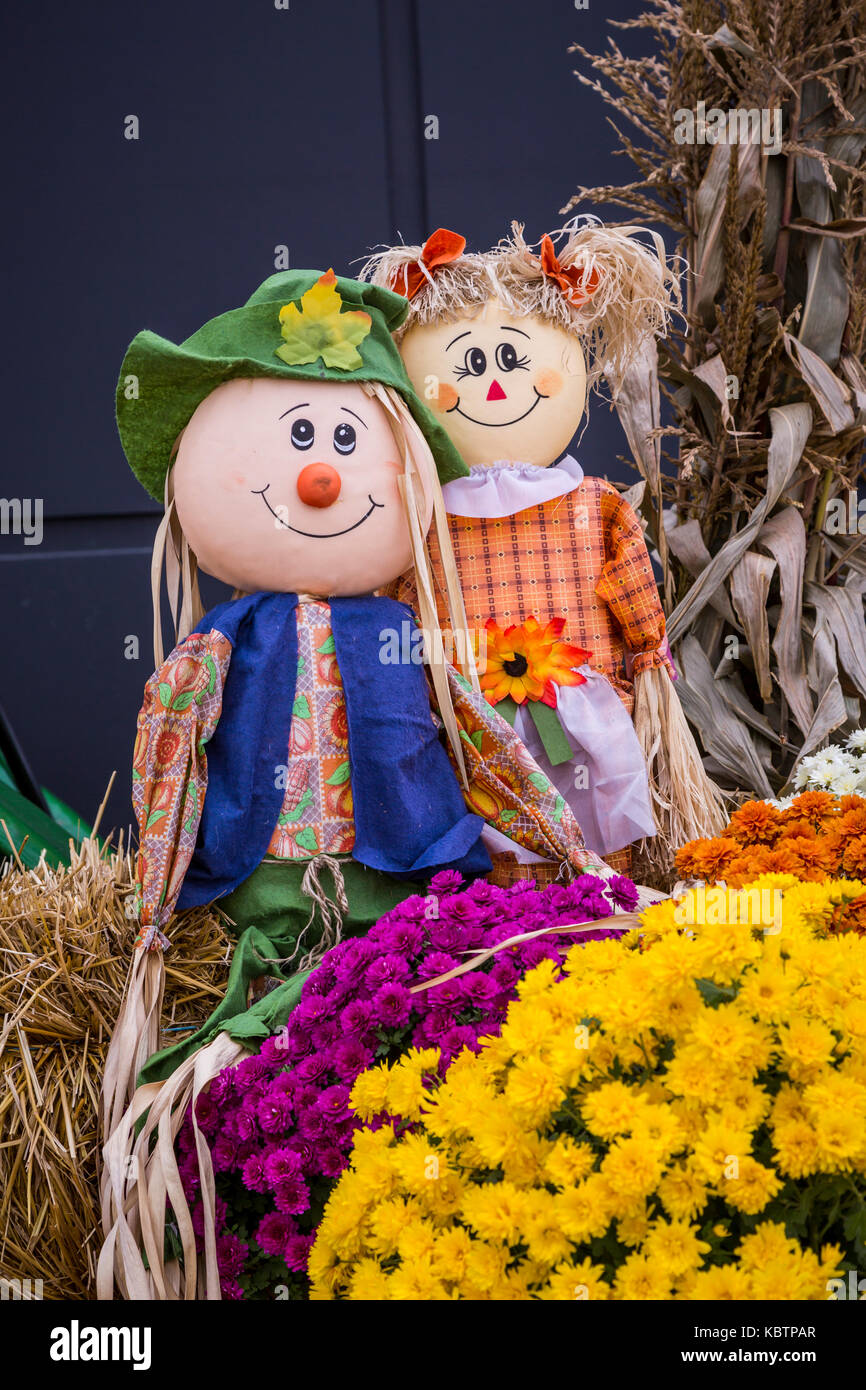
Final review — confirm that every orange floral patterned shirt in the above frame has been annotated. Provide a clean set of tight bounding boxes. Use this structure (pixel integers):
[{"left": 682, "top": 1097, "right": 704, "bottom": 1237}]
[{"left": 266, "top": 599, "right": 355, "bottom": 859}]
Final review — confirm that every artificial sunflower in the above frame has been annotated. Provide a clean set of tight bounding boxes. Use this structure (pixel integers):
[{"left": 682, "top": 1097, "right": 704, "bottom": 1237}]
[{"left": 479, "top": 616, "right": 590, "bottom": 707}]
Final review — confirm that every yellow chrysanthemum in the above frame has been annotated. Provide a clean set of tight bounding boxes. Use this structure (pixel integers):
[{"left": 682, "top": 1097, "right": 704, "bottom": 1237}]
[
  {"left": 736, "top": 1221, "right": 798, "bottom": 1271},
  {"left": 309, "top": 912, "right": 866, "bottom": 1301},
  {"left": 723, "top": 1156, "right": 783, "bottom": 1214},
  {"left": 642, "top": 1219, "right": 712, "bottom": 1278},
  {"left": 581, "top": 1079, "right": 649, "bottom": 1139},
  {"left": 613, "top": 1251, "right": 674, "bottom": 1300},
  {"left": 505, "top": 1054, "right": 564, "bottom": 1128},
  {"left": 657, "top": 1163, "right": 709, "bottom": 1222},
  {"left": 539, "top": 1258, "right": 609, "bottom": 1301},
  {"left": 691, "top": 1116, "right": 753, "bottom": 1185},
  {"left": 689, "top": 1264, "right": 753, "bottom": 1300},
  {"left": 544, "top": 1135, "right": 596, "bottom": 1187}
]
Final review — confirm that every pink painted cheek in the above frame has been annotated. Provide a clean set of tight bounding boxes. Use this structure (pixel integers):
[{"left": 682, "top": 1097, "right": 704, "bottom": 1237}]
[
  {"left": 224, "top": 469, "right": 248, "bottom": 491},
  {"left": 534, "top": 368, "right": 563, "bottom": 398},
  {"left": 436, "top": 383, "right": 459, "bottom": 411}
]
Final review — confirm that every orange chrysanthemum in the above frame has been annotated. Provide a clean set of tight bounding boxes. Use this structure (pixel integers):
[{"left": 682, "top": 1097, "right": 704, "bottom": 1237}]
[
  {"left": 839, "top": 806, "right": 866, "bottom": 838},
  {"left": 841, "top": 834, "right": 866, "bottom": 878},
  {"left": 778, "top": 819, "right": 818, "bottom": 842},
  {"left": 689, "top": 837, "right": 741, "bottom": 883},
  {"left": 785, "top": 791, "right": 838, "bottom": 830},
  {"left": 836, "top": 893, "right": 866, "bottom": 936},
  {"left": 726, "top": 800, "right": 784, "bottom": 846},
  {"left": 818, "top": 831, "right": 844, "bottom": 873},
  {"left": 783, "top": 836, "right": 838, "bottom": 881},
  {"left": 677, "top": 793, "right": 866, "bottom": 889},
  {"left": 479, "top": 616, "right": 590, "bottom": 707},
  {"left": 674, "top": 840, "right": 710, "bottom": 878},
  {"left": 724, "top": 847, "right": 776, "bottom": 887},
  {"left": 764, "top": 846, "right": 802, "bottom": 876}
]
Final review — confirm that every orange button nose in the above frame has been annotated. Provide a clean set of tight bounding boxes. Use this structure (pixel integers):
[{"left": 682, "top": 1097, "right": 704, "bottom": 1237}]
[
  {"left": 486, "top": 379, "right": 507, "bottom": 401},
  {"left": 296, "top": 462, "right": 342, "bottom": 508}
]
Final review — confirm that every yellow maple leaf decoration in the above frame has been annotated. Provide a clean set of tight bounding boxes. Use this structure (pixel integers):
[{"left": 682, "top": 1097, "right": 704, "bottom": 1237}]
[{"left": 276, "top": 269, "right": 372, "bottom": 371}]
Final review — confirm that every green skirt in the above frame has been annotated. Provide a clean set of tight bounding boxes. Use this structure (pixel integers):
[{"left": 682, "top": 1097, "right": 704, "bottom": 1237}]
[{"left": 139, "top": 856, "right": 427, "bottom": 1085}]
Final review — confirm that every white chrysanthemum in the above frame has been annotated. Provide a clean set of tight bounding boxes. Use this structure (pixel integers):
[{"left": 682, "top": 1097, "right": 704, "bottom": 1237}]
[
  {"left": 831, "top": 771, "right": 860, "bottom": 796},
  {"left": 801, "top": 751, "right": 855, "bottom": 788},
  {"left": 847, "top": 729, "right": 866, "bottom": 753}
]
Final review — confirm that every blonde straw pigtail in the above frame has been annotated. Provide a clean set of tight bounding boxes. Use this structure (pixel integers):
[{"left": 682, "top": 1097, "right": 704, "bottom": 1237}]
[
  {"left": 150, "top": 458, "right": 205, "bottom": 665},
  {"left": 365, "top": 382, "right": 472, "bottom": 787},
  {"left": 381, "top": 387, "right": 480, "bottom": 693}
]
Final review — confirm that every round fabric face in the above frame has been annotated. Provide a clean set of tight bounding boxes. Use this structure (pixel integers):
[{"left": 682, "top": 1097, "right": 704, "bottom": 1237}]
[
  {"left": 173, "top": 378, "right": 428, "bottom": 596},
  {"left": 399, "top": 298, "right": 587, "bottom": 468}
]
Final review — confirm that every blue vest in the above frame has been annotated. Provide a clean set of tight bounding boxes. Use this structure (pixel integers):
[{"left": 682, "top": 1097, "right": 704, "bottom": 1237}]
[{"left": 175, "top": 591, "right": 490, "bottom": 908}]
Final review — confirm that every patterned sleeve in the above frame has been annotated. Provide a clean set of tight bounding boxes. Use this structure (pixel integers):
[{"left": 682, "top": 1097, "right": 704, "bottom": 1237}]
[
  {"left": 131, "top": 629, "right": 232, "bottom": 939},
  {"left": 596, "top": 486, "right": 675, "bottom": 679},
  {"left": 445, "top": 668, "right": 605, "bottom": 874}
]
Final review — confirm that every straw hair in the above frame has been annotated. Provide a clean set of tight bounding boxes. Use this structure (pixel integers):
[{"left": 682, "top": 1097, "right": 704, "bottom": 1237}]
[
  {"left": 633, "top": 665, "right": 728, "bottom": 880},
  {"left": 359, "top": 218, "right": 680, "bottom": 397},
  {"left": 151, "top": 455, "right": 205, "bottom": 668}
]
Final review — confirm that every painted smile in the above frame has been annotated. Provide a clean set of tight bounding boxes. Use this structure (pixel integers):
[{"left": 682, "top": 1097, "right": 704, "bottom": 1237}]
[
  {"left": 252, "top": 485, "right": 384, "bottom": 537},
  {"left": 450, "top": 388, "right": 546, "bottom": 428}
]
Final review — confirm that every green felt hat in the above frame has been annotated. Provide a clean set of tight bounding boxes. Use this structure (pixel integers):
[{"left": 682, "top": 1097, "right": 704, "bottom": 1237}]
[{"left": 117, "top": 268, "right": 468, "bottom": 500}]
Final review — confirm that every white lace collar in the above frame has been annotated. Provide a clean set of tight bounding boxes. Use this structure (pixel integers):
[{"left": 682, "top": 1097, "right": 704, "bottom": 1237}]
[{"left": 441, "top": 455, "right": 584, "bottom": 518}]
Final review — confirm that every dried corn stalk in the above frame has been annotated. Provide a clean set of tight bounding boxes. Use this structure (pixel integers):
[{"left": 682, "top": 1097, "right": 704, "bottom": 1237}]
[{"left": 566, "top": 0, "right": 866, "bottom": 795}]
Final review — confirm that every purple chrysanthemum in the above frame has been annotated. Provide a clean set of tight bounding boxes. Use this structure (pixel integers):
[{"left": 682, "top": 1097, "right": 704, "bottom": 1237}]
[
  {"left": 371, "top": 982, "right": 412, "bottom": 1028},
  {"left": 273, "top": 1174, "right": 310, "bottom": 1216},
  {"left": 255, "top": 1211, "right": 296, "bottom": 1257}
]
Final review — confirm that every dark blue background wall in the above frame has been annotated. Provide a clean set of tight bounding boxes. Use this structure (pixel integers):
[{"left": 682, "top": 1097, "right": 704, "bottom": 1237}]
[{"left": 2, "top": 0, "right": 647, "bottom": 836}]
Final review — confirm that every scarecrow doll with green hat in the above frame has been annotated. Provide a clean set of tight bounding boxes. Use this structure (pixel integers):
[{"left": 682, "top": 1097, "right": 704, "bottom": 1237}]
[{"left": 99, "top": 267, "right": 611, "bottom": 1299}]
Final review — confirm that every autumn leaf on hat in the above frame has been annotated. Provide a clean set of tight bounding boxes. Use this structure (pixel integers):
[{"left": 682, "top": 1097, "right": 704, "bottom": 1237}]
[{"left": 276, "top": 269, "right": 372, "bottom": 370}]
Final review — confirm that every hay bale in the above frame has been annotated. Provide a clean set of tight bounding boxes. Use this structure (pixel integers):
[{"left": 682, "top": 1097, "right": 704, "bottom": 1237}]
[{"left": 0, "top": 835, "right": 231, "bottom": 1299}]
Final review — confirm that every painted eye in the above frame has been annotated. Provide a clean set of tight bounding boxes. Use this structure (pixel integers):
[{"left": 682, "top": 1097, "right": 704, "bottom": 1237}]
[
  {"left": 334, "top": 422, "right": 356, "bottom": 455},
  {"left": 290, "top": 418, "right": 315, "bottom": 450},
  {"left": 463, "top": 346, "right": 487, "bottom": 376},
  {"left": 496, "top": 342, "right": 520, "bottom": 371}
]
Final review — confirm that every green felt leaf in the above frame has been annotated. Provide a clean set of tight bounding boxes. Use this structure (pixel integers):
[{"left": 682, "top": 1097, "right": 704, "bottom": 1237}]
[
  {"left": 293, "top": 693, "right": 311, "bottom": 719},
  {"left": 528, "top": 700, "right": 572, "bottom": 766},
  {"left": 499, "top": 809, "right": 518, "bottom": 824},
  {"left": 317, "top": 634, "right": 336, "bottom": 655},
  {"left": 325, "top": 760, "right": 351, "bottom": 786},
  {"left": 145, "top": 809, "right": 167, "bottom": 829},
  {"left": 528, "top": 771, "right": 550, "bottom": 792},
  {"left": 157, "top": 681, "right": 172, "bottom": 709},
  {"left": 495, "top": 696, "right": 519, "bottom": 727},
  {"left": 295, "top": 827, "right": 319, "bottom": 854},
  {"left": 171, "top": 691, "right": 195, "bottom": 712}
]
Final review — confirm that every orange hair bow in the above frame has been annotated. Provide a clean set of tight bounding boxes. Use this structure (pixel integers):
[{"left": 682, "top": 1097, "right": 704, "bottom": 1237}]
[
  {"left": 538, "top": 234, "right": 601, "bottom": 308},
  {"left": 393, "top": 228, "right": 466, "bottom": 300}
]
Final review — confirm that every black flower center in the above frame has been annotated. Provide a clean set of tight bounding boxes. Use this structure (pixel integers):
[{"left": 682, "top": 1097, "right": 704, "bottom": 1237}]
[{"left": 503, "top": 654, "right": 529, "bottom": 678}]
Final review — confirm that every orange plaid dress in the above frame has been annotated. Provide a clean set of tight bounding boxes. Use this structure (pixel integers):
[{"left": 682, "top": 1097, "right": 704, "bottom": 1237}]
[{"left": 424, "top": 473, "right": 673, "bottom": 715}]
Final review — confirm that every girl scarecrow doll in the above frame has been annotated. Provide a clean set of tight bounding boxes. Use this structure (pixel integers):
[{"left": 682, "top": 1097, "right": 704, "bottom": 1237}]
[
  {"left": 362, "top": 223, "right": 726, "bottom": 876},
  {"left": 99, "top": 268, "right": 611, "bottom": 1299}
]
